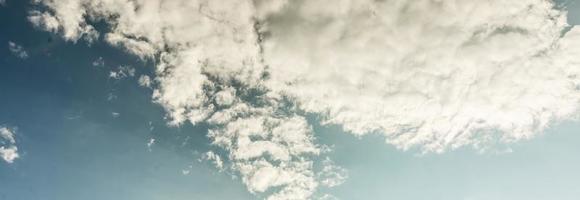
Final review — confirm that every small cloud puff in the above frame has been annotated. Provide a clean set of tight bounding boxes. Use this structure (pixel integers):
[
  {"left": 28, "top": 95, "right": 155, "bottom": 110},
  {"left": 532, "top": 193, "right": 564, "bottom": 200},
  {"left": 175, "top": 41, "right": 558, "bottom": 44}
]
[
  {"left": 109, "top": 65, "right": 135, "bottom": 80},
  {"left": 8, "top": 41, "right": 28, "bottom": 59},
  {"left": 0, "top": 126, "right": 19, "bottom": 163},
  {"left": 92, "top": 57, "right": 105, "bottom": 67},
  {"left": 138, "top": 75, "right": 151, "bottom": 88}
]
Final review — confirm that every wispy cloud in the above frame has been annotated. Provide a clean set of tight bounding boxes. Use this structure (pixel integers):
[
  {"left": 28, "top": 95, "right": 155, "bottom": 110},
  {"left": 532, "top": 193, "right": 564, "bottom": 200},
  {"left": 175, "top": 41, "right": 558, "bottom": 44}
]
[
  {"left": 109, "top": 65, "right": 135, "bottom": 80},
  {"left": 92, "top": 57, "right": 105, "bottom": 67},
  {"left": 8, "top": 41, "right": 28, "bottom": 59}
]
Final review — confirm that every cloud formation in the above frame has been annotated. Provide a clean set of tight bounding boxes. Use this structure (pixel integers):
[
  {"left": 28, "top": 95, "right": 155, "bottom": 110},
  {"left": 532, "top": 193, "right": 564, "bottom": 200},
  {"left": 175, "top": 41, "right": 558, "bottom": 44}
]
[
  {"left": 262, "top": 0, "right": 580, "bottom": 152},
  {"left": 8, "top": 41, "right": 29, "bottom": 59},
  {"left": 28, "top": 0, "right": 580, "bottom": 199},
  {"left": 0, "top": 127, "right": 19, "bottom": 163},
  {"left": 109, "top": 65, "right": 135, "bottom": 80}
]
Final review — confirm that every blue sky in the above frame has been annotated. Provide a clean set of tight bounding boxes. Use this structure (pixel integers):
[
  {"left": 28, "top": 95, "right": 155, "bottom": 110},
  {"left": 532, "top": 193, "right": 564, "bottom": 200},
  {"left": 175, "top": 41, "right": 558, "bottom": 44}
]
[
  {"left": 1, "top": 1, "right": 580, "bottom": 200},
  {"left": 0, "top": 2, "right": 252, "bottom": 199}
]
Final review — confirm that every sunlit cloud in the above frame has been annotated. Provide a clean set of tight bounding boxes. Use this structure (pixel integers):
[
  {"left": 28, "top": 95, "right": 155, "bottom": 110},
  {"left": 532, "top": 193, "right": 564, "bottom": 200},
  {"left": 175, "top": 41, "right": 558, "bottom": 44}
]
[{"left": 27, "top": 0, "right": 580, "bottom": 199}]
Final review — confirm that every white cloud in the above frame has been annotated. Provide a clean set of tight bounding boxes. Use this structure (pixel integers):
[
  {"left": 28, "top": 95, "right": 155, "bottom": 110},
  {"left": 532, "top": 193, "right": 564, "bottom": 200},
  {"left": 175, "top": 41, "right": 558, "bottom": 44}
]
[
  {"left": 28, "top": 0, "right": 580, "bottom": 199},
  {"left": 105, "top": 33, "right": 155, "bottom": 59},
  {"left": 202, "top": 151, "right": 224, "bottom": 171},
  {"left": 317, "top": 194, "right": 339, "bottom": 200},
  {"left": 8, "top": 41, "right": 28, "bottom": 59},
  {"left": 28, "top": 1, "right": 98, "bottom": 43},
  {"left": 0, "top": 127, "right": 19, "bottom": 163},
  {"left": 146, "top": 138, "right": 155, "bottom": 152},
  {"left": 111, "top": 112, "right": 120, "bottom": 118},
  {"left": 92, "top": 57, "right": 104, "bottom": 67},
  {"left": 262, "top": 0, "right": 580, "bottom": 153},
  {"left": 28, "top": 10, "right": 61, "bottom": 34},
  {"left": 109, "top": 65, "right": 135, "bottom": 80},
  {"left": 106, "top": 92, "right": 117, "bottom": 101},
  {"left": 0, "top": 0, "right": 5, "bottom": 6},
  {"left": 317, "top": 158, "right": 347, "bottom": 188},
  {"left": 138, "top": 75, "right": 151, "bottom": 88}
]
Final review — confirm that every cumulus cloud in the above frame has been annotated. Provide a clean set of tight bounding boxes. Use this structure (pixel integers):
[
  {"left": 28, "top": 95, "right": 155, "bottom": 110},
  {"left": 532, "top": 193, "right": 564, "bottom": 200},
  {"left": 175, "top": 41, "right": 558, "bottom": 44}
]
[
  {"left": 0, "top": 127, "right": 19, "bottom": 163},
  {"left": 262, "top": 0, "right": 580, "bottom": 152},
  {"left": 28, "top": 1, "right": 98, "bottom": 43},
  {"left": 28, "top": 0, "right": 580, "bottom": 199},
  {"left": 8, "top": 41, "right": 28, "bottom": 59}
]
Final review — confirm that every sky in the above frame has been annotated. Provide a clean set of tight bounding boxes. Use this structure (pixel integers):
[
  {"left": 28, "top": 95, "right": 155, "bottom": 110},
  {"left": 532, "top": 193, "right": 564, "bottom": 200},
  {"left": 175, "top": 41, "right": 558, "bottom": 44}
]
[{"left": 1, "top": 0, "right": 580, "bottom": 200}]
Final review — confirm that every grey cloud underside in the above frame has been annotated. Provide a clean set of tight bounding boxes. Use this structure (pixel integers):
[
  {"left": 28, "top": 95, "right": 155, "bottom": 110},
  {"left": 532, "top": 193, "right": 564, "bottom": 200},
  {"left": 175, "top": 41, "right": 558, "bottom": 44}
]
[{"left": 28, "top": 0, "right": 580, "bottom": 199}]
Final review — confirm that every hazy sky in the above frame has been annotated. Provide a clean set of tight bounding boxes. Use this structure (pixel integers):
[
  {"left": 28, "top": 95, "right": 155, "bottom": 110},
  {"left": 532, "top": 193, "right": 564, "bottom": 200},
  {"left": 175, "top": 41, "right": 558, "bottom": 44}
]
[{"left": 1, "top": 1, "right": 580, "bottom": 200}]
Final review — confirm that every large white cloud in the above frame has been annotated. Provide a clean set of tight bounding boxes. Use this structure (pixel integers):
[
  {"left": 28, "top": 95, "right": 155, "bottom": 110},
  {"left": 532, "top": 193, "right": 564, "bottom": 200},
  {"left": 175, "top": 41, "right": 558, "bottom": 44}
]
[
  {"left": 28, "top": 0, "right": 580, "bottom": 199},
  {"left": 0, "top": 127, "right": 19, "bottom": 163},
  {"left": 262, "top": 0, "right": 580, "bottom": 152}
]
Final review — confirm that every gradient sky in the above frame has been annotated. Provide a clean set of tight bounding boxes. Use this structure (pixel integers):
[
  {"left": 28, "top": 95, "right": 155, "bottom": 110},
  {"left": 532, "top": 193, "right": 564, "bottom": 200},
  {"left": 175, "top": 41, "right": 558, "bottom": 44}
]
[{"left": 1, "top": 1, "right": 580, "bottom": 200}]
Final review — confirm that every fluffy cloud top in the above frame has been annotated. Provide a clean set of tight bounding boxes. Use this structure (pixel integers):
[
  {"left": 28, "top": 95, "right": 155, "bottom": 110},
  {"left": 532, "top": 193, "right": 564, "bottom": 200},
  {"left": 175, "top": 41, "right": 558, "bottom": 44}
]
[
  {"left": 28, "top": 0, "right": 580, "bottom": 199},
  {"left": 0, "top": 127, "right": 19, "bottom": 163},
  {"left": 262, "top": 0, "right": 580, "bottom": 152}
]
